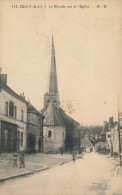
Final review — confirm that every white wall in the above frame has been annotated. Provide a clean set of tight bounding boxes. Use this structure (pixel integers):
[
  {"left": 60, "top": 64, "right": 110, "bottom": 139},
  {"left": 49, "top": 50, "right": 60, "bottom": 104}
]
[{"left": 0, "top": 88, "right": 27, "bottom": 151}]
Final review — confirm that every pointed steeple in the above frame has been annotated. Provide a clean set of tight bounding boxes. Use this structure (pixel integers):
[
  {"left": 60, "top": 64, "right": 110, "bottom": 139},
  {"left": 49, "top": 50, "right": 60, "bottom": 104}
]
[
  {"left": 49, "top": 35, "right": 58, "bottom": 94},
  {"left": 43, "top": 36, "right": 60, "bottom": 108}
]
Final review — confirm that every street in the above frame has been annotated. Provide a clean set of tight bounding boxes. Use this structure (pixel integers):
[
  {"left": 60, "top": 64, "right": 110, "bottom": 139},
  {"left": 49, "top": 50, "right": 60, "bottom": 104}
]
[{"left": 0, "top": 152, "right": 118, "bottom": 195}]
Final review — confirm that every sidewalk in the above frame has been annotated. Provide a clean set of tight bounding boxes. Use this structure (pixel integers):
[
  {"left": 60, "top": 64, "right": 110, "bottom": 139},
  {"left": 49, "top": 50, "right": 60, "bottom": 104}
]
[
  {"left": 106, "top": 156, "right": 122, "bottom": 195},
  {"left": 0, "top": 153, "right": 73, "bottom": 182},
  {"left": 110, "top": 166, "right": 122, "bottom": 195}
]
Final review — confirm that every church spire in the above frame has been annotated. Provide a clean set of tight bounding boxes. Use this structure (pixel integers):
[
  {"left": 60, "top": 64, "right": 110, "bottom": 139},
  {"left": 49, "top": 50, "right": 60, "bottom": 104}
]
[
  {"left": 49, "top": 35, "right": 58, "bottom": 94},
  {"left": 43, "top": 36, "right": 60, "bottom": 109}
]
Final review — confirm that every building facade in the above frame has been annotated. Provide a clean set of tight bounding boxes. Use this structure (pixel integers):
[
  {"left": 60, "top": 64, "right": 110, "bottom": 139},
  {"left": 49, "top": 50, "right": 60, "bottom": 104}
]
[
  {"left": 27, "top": 102, "right": 43, "bottom": 153},
  {"left": 105, "top": 116, "right": 122, "bottom": 156},
  {"left": 0, "top": 71, "right": 27, "bottom": 152},
  {"left": 110, "top": 125, "right": 122, "bottom": 155}
]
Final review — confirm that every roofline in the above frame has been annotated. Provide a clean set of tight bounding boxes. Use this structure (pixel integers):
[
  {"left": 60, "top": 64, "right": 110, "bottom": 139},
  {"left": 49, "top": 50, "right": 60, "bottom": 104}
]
[
  {"left": 27, "top": 102, "right": 44, "bottom": 117},
  {"left": 27, "top": 110, "right": 43, "bottom": 117},
  {"left": 0, "top": 82, "right": 27, "bottom": 104},
  {"left": 61, "top": 109, "right": 80, "bottom": 125}
]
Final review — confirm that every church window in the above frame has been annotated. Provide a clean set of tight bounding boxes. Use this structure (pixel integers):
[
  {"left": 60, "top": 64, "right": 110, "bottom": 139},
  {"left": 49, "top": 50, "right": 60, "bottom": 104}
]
[
  {"left": 53, "top": 100, "right": 56, "bottom": 103},
  {"left": 47, "top": 100, "right": 50, "bottom": 102},
  {"left": 48, "top": 130, "right": 51, "bottom": 138}
]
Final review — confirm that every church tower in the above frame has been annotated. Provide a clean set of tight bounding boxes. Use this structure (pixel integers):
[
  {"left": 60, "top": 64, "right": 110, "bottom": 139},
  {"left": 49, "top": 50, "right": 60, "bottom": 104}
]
[{"left": 44, "top": 36, "right": 60, "bottom": 108}]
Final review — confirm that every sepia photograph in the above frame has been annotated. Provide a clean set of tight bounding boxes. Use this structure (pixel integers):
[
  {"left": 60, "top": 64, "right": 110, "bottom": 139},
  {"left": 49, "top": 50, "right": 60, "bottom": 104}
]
[{"left": 0, "top": 0, "right": 122, "bottom": 194}]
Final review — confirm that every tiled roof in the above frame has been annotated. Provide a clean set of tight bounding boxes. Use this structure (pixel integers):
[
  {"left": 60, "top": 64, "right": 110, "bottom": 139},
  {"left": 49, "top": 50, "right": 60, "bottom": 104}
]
[{"left": 43, "top": 102, "right": 64, "bottom": 126}]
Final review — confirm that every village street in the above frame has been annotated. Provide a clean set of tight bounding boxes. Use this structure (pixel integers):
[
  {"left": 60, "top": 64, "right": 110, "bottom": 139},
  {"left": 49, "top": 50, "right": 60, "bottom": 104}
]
[{"left": 0, "top": 152, "right": 120, "bottom": 195}]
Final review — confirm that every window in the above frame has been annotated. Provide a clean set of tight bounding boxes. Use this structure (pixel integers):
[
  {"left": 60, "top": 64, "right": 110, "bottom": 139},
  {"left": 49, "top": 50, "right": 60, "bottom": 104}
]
[
  {"left": 9, "top": 101, "right": 14, "bottom": 117},
  {"left": 21, "top": 110, "right": 24, "bottom": 121},
  {"left": 21, "top": 132, "right": 23, "bottom": 146},
  {"left": 108, "top": 134, "right": 111, "bottom": 138},
  {"left": 48, "top": 130, "right": 51, "bottom": 138},
  {"left": 15, "top": 106, "right": 17, "bottom": 119},
  {"left": 5, "top": 102, "right": 8, "bottom": 116},
  {"left": 63, "top": 131, "right": 65, "bottom": 138}
]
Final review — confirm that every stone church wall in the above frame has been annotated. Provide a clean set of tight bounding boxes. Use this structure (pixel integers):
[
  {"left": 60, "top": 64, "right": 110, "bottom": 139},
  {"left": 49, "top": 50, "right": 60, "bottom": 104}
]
[{"left": 43, "top": 126, "right": 65, "bottom": 153}]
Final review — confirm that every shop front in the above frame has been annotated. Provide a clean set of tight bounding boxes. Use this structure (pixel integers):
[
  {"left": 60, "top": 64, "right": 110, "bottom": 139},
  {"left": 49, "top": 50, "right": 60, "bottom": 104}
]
[{"left": 0, "top": 121, "right": 17, "bottom": 152}]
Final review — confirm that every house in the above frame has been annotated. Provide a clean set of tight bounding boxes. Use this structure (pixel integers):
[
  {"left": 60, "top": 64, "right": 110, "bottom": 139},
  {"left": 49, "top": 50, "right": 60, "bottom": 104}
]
[
  {"left": 27, "top": 102, "right": 43, "bottom": 153},
  {"left": 81, "top": 135, "right": 93, "bottom": 152},
  {"left": 110, "top": 124, "right": 122, "bottom": 156},
  {"left": 105, "top": 116, "right": 122, "bottom": 156},
  {"left": 0, "top": 70, "right": 27, "bottom": 152}
]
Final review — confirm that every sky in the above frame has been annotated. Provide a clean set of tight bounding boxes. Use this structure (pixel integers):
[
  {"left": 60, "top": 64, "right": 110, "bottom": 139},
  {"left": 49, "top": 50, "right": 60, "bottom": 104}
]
[{"left": 0, "top": 0, "right": 122, "bottom": 125}]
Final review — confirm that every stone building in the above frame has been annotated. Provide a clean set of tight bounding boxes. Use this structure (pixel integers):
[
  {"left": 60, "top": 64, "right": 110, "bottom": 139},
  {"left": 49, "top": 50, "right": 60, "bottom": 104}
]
[
  {"left": 110, "top": 124, "right": 122, "bottom": 155},
  {"left": 41, "top": 36, "right": 80, "bottom": 153},
  {"left": 0, "top": 70, "right": 27, "bottom": 152},
  {"left": 43, "top": 102, "right": 65, "bottom": 153},
  {"left": 27, "top": 102, "right": 43, "bottom": 153}
]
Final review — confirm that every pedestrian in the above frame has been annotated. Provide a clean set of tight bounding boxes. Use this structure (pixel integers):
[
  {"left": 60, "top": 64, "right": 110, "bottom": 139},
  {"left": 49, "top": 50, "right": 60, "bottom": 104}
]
[
  {"left": 19, "top": 152, "right": 25, "bottom": 168},
  {"left": 72, "top": 150, "right": 76, "bottom": 162},
  {"left": 13, "top": 152, "right": 18, "bottom": 167},
  {"left": 60, "top": 147, "right": 64, "bottom": 155}
]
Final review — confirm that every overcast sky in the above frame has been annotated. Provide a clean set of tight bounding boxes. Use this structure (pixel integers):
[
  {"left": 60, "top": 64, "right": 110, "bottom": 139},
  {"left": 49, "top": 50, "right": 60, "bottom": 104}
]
[{"left": 0, "top": 0, "right": 122, "bottom": 125}]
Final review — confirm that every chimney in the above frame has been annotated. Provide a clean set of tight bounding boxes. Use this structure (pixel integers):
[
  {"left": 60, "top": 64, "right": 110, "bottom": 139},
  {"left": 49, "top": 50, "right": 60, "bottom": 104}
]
[
  {"left": 109, "top": 117, "right": 114, "bottom": 130},
  {"left": 20, "top": 92, "right": 25, "bottom": 100},
  {"left": 109, "top": 117, "right": 113, "bottom": 125},
  {"left": 0, "top": 68, "right": 7, "bottom": 85}
]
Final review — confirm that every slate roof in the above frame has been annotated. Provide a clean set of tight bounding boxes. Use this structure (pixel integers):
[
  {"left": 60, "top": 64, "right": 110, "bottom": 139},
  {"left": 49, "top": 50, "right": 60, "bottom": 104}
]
[
  {"left": 0, "top": 82, "right": 27, "bottom": 104},
  {"left": 43, "top": 102, "right": 65, "bottom": 126},
  {"left": 27, "top": 102, "right": 42, "bottom": 115}
]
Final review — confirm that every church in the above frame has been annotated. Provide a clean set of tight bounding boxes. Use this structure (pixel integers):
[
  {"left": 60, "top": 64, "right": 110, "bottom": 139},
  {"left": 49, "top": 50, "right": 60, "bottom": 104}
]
[{"left": 41, "top": 36, "right": 80, "bottom": 153}]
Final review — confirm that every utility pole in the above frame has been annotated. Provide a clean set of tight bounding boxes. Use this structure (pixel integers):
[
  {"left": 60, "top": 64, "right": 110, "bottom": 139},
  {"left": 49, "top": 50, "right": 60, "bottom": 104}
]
[{"left": 118, "top": 95, "right": 121, "bottom": 167}]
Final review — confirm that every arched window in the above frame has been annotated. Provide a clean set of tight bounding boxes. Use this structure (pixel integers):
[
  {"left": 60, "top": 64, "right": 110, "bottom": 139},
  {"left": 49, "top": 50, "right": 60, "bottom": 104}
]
[{"left": 48, "top": 130, "right": 51, "bottom": 138}]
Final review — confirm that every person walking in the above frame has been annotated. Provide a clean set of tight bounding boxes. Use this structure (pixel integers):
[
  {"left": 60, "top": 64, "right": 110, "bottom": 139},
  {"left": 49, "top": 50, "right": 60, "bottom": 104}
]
[
  {"left": 13, "top": 152, "right": 18, "bottom": 167},
  {"left": 19, "top": 152, "right": 25, "bottom": 168},
  {"left": 72, "top": 150, "right": 76, "bottom": 162}
]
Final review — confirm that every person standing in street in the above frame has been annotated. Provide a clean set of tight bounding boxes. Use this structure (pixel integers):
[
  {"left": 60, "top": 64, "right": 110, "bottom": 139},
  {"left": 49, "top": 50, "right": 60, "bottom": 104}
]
[
  {"left": 13, "top": 152, "right": 18, "bottom": 167},
  {"left": 72, "top": 150, "right": 76, "bottom": 162},
  {"left": 19, "top": 152, "right": 25, "bottom": 168}
]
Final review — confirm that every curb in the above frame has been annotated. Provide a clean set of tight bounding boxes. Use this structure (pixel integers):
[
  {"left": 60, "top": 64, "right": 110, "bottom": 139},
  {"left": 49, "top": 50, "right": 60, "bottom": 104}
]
[
  {"left": 0, "top": 159, "right": 72, "bottom": 183},
  {"left": 0, "top": 167, "right": 50, "bottom": 183},
  {"left": 59, "top": 159, "right": 72, "bottom": 165}
]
